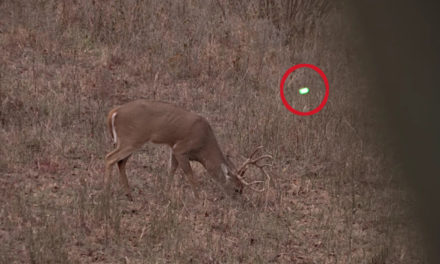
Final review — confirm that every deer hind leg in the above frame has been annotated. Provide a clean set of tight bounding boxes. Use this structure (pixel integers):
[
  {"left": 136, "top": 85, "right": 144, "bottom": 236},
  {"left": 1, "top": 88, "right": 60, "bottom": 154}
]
[
  {"left": 167, "top": 148, "right": 178, "bottom": 188},
  {"left": 104, "top": 147, "right": 121, "bottom": 185},
  {"left": 117, "top": 155, "right": 133, "bottom": 201},
  {"left": 105, "top": 145, "right": 137, "bottom": 200}
]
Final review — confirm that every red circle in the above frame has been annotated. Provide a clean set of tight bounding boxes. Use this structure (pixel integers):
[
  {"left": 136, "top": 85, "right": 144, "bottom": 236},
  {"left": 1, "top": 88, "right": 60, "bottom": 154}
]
[{"left": 280, "top": 64, "right": 329, "bottom": 116}]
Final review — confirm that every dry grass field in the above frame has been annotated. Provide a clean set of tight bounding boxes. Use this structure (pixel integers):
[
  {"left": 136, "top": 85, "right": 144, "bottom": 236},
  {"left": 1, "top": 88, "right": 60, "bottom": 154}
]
[{"left": 0, "top": 1, "right": 426, "bottom": 263}]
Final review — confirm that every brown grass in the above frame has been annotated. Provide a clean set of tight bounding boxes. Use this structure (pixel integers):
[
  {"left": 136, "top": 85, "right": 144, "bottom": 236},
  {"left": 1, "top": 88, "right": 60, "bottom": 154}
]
[{"left": 0, "top": 0, "right": 425, "bottom": 263}]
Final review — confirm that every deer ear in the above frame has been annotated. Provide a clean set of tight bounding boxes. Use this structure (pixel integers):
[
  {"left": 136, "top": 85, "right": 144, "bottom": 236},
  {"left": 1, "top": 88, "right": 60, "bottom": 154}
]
[{"left": 221, "top": 163, "right": 231, "bottom": 180}]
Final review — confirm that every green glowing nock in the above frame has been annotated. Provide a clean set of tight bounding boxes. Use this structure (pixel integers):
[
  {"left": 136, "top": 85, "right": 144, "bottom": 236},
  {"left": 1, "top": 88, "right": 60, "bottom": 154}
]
[{"left": 299, "top": 87, "right": 309, "bottom": 95}]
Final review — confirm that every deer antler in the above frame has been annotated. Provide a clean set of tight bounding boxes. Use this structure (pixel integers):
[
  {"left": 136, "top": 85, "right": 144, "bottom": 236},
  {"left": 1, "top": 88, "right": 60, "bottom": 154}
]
[
  {"left": 236, "top": 146, "right": 273, "bottom": 192},
  {"left": 236, "top": 146, "right": 272, "bottom": 176}
]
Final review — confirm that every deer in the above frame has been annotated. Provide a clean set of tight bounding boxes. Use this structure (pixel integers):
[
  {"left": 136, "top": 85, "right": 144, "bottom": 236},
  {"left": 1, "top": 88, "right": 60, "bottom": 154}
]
[{"left": 104, "top": 100, "right": 272, "bottom": 201}]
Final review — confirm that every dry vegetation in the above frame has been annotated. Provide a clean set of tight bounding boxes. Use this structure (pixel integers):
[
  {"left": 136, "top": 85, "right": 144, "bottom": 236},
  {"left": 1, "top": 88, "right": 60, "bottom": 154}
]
[{"left": 0, "top": 0, "right": 425, "bottom": 263}]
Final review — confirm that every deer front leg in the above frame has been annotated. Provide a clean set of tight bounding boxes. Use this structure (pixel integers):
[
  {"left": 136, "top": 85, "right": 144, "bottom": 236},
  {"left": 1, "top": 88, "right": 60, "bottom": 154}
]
[{"left": 174, "top": 153, "right": 199, "bottom": 199}]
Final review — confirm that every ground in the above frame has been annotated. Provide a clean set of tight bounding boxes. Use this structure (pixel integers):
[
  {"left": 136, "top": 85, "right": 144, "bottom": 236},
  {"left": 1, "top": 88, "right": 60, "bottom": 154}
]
[{"left": 0, "top": 1, "right": 424, "bottom": 263}]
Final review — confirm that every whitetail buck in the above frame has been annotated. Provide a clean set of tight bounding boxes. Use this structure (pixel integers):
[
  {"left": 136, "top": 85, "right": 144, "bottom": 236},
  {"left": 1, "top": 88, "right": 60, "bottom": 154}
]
[{"left": 105, "top": 100, "right": 271, "bottom": 200}]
